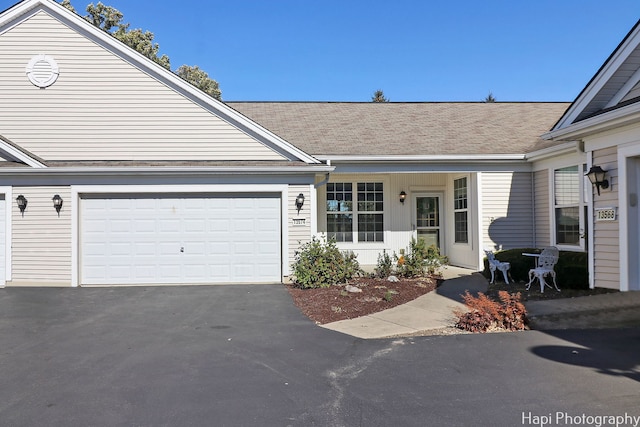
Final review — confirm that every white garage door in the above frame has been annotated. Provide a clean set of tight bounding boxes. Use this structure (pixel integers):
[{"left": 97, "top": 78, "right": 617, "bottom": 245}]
[{"left": 80, "top": 194, "right": 281, "bottom": 285}]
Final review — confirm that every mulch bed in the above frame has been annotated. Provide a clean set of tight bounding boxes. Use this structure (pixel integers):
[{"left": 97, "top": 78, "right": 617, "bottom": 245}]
[
  {"left": 287, "top": 272, "right": 621, "bottom": 327},
  {"left": 286, "top": 276, "right": 439, "bottom": 324}
]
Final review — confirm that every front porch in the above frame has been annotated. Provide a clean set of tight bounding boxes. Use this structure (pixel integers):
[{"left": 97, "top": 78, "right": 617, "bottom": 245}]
[{"left": 312, "top": 169, "right": 539, "bottom": 272}]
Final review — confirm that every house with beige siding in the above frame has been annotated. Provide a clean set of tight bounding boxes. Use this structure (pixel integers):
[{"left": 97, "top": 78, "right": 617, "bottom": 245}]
[
  {"left": 543, "top": 19, "right": 640, "bottom": 292},
  {"left": 0, "top": 0, "right": 331, "bottom": 286},
  {"left": 0, "top": 0, "right": 637, "bottom": 292}
]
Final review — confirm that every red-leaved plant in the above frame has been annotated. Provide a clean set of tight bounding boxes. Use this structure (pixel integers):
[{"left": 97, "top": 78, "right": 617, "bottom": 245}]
[{"left": 454, "top": 291, "right": 529, "bottom": 333}]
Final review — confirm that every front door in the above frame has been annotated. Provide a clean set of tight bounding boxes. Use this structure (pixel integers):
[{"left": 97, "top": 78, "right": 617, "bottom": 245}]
[{"left": 413, "top": 194, "right": 442, "bottom": 249}]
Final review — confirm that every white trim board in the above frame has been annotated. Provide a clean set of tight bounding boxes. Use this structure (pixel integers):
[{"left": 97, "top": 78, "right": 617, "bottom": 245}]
[{"left": 0, "top": 187, "right": 12, "bottom": 286}]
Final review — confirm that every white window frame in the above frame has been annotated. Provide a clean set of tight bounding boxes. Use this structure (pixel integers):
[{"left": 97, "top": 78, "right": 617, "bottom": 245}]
[
  {"left": 453, "top": 176, "right": 469, "bottom": 245},
  {"left": 551, "top": 164, "right": 587, "bottom": 251},
  {"left": 324, "top": 180, "right": 386, "bottom": 245}
]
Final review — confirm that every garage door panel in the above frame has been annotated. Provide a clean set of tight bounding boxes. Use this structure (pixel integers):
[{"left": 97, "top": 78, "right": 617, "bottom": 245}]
[
  {"left": 81, "top": 195, "right": 281, "bottom": 285},
  {"left": 111, "top": 242, "right": 134, "bottom": 256},
  {"left": 159, "top": 219, "right": 181, "bottom": 233}
]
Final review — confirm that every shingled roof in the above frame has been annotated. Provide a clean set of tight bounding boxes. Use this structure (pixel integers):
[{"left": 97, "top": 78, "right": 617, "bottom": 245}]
[{"left": 227, "top": 102, "right": 570, "bottom": 157}]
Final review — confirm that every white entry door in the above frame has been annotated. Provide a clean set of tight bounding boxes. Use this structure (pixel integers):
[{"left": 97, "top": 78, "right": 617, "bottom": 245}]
[{"left": 80, "top": 194, "right": 281, "bottom": 285}]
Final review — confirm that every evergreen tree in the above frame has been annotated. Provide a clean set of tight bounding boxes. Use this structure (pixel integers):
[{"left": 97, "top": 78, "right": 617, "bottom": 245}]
[{"left": 371, "top": 89, "right": 389, "bottom": 102}]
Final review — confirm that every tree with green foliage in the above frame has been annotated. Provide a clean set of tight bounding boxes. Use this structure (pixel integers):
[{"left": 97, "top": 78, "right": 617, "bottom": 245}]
[
  {"left": 484, "top": 92, "right": 496, "bottom": 102},
  {"left": 371, "top": 89, "right": 389, "bottom": 102},
  {"left": 175, "top": 65, "right": 221, "bottom": 101},
  {"left": 60, "top": 1, "right": 221, "bottom": 100}
]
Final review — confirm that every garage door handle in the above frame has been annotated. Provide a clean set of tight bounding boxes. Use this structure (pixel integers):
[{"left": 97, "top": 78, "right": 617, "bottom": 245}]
[{"left": 180, "top": 247, "right": 184, "bottom": 253}]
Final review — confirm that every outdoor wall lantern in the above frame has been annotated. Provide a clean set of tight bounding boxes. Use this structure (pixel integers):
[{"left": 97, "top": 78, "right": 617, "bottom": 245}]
[
  {"left": 295, "top": 193, "right": 305, "bottom": 213},
  {"left": 399, "top": 191, "right": 407, "bottom": 204},
  {"left": 585, "top": 165, "right": 609, "bottom": 196},
  {"left": 16, "top": 194, "right": 27, "bottom": 215},
  {"left": 52, "top": 194, "right": 63, "bottom": 215}
]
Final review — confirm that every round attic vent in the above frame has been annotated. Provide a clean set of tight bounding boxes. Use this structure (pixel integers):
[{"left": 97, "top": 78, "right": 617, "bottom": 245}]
[{"left": 26, "top": 54, "right": 59, "bottom": 88}]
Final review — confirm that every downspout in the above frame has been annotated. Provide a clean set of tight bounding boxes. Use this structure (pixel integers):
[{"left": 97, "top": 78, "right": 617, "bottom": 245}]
[
  {"left": 314, "top": 160, "right": 332, "bottom": 189},
  {"left": 314, "top": 173, "right": 331, "bottom": 188},
  {"left": 311, "top": 163, "right": 331, "bottom": 239}
]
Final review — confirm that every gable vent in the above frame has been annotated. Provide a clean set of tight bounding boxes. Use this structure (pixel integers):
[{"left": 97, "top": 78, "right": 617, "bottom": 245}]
[{"left": 26, "top": 54, "right": 59, "bottom": 88}]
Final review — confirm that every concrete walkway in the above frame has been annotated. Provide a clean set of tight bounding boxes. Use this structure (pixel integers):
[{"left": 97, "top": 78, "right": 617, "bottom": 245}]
[
  {"left": 322, "top": 266, "right": 640, "bottom": 338},
  {"left": 322, "top": 266, "right": 486, "bottom": 338}
]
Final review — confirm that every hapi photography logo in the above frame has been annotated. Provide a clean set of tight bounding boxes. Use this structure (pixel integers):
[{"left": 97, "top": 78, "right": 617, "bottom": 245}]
[{"left": 522, "top": 412, "right": 640, "bottom": 427}]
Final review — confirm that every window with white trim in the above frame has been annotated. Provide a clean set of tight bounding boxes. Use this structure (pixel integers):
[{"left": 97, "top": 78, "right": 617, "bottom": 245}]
[
  {"left": 326, "top": 182, "right": 384, "bottom": 243},
  {"left": 553, "top": 165, "right": 581, "bottom": 246},
  {"left": 453, "top": 177, "right": 469, "bottom": 243}
]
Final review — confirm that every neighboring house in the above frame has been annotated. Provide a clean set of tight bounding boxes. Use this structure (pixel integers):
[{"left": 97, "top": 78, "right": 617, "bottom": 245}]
[
  {"left": 543, "top": 20, "right": 640, "bottom": 292},
  {"left": 0, "top": 0, "right": 637, "bottom": 292},
  {"left": 0, "top": 0, "right": 331, "bottom": 286}
]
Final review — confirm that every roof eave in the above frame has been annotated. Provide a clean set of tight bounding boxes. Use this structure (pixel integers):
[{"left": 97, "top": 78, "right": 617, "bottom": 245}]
[
  {"left": 552, "top": 19, "right": 640, "bottom": 131},
  {"left": 0, "top": 165, "right": 335, "bottom": 176},
  {"left": 542, "top": 102, "right": 640, "bottom": 141},
  {"left": 318, "top": 154, "right": 527, "bottom": 163},
  {"left": 525, "top": 141, "right": 582, "bottom": 162},
  {"left": 0, "top": 135, "right": 47, "bottom": 168}
]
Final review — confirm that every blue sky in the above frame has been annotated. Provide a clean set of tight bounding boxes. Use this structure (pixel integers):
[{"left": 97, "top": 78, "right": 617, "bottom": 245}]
[{"left": 2, "top": 0, "right": 639, "bottom": 101}]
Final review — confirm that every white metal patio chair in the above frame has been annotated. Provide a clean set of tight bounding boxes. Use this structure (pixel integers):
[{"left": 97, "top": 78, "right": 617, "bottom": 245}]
[
  {"left": 485, "top": 250, "right": 511, "bottom": 284},
  {"left": 526, "top": 246, "right": 560, "bottom": 293}
]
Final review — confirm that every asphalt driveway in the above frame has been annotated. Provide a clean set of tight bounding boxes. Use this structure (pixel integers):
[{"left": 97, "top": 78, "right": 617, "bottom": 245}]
[{"left": 0, "top": 285, "right": 638, "bottom": 426}]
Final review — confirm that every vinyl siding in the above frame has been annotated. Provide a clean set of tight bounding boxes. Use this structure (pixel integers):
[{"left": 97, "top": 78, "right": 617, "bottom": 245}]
[
  {"left": 11, "top": 186, "right": 72, "bottom": 285},
  {"left": 533, "top": 170, "right": 551, "bottom": 247},
  {"left": 592, "top": 146, "right": 619, "bottom": 289},
  {"left": 0, "top": 11, "right": 285, "bottom": 162},
  {"left": 481, "top": 172, "right": 534, "bottom": 250},
  {"left": 287, "top": 185, "right": 311, "bottom": 276}
]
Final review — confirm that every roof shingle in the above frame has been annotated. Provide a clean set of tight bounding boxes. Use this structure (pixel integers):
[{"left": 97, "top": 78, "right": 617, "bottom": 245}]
[{"left": 227, "top": 102, "right": 570, "bottom": 157}]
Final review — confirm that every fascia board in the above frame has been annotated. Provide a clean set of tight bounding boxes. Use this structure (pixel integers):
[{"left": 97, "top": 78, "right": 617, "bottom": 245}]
[
  {"left": 542, "top": 103, "right": 640, "bottom": 141},
  {"left": 0, "top": 165, "right": 334, "bottom": 176},
  {"left": 318, "top": 154, "right": 527, "bottom": 162},
  {"left": 0, "top": 1, "right": 320, "bottom": 165},
  {"left": 329, "top": 162, "right": 532, "bottom": 174},
  {"left": 524, "top": 141, "right": 580, "bottom": 162},
  {"left": 0, "top": 136, "right": 47, "bottom": 168},
  {"left": 554, "top": 22, "right": 640, "bottom": 131}
]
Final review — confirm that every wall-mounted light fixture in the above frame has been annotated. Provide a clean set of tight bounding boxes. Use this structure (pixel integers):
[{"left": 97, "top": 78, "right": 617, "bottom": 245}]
[
  {"left": 16, "top": 194, "right": 27, "bottom": 215},
  {"left": 295, "top": 193, "right": 305, "bottom": 213},
  {"left": 399, "top": 191, "right": 407, "bottom": 204},
  {"left": 52, "top": 194, "right": 63, "bottom": 215},
  {"left": 585, "top": 165, "right": 609, "bottom": 196}
]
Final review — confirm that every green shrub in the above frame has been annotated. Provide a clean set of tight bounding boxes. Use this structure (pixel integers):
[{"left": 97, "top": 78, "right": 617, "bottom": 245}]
[
  {"left": 395, "top": 238, "right": 448, "bottom": 277},
  {"left": 482, "top": 248, "right": 589, "bottom": 290},
  {"left": 291, "top": 236, "right": 362, "bottom": 289},
  {"left": 375, "top": 249, "right": 394, "bottom": 278}
]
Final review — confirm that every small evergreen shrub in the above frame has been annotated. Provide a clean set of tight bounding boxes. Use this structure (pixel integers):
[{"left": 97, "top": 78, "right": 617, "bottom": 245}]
[
  {"left": 374, "top": 250, "right": 394, "bottom": 278},
  {"left": 395, "top": 238, "right": 448, "bottom": 277},
  {"left": 291, "top": 236, "right": 362, "bottom": 289},
  {"left": 454, "top": 291, "right": 528, "bottom": 332}
]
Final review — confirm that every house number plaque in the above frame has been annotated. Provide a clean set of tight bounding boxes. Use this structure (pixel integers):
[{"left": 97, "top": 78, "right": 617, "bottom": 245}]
[
  {"left": 595, "top": 207, "right": 617, "bottom": 221},
  {"left": 292, "top": 218, "right": 306, "bottom": 226}
]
